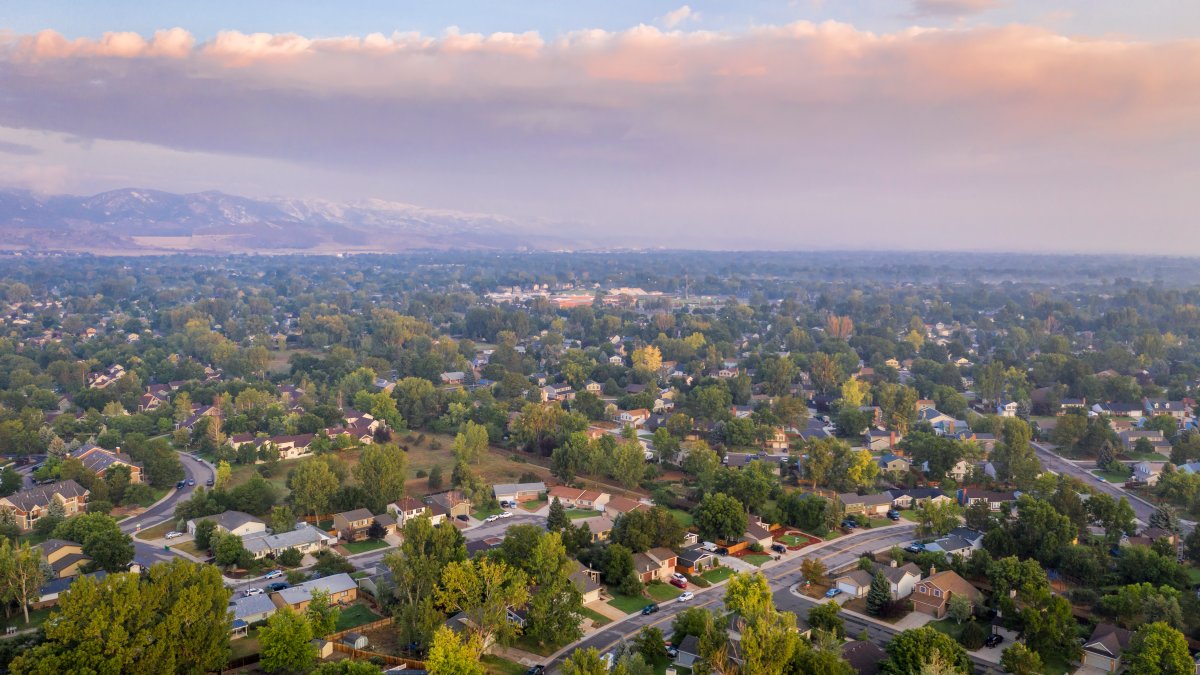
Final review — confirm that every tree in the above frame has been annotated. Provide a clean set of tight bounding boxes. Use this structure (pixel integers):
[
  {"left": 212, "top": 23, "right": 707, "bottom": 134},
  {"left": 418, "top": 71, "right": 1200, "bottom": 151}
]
[
  {"left": 0, "top": 466, "right": 23, "bottom": 498},
  {"left": 288, "top": 458, "right": 339, "bottom": 517},
  {"left": 881, "top": 627, "right": 971, "bottom": 675},
  {"left": 601, "top": 544, "right": 643, "bottom": 597},
  {"left": 259, "top": 607, "right": 317, "bottom": 674},
  {"left": 428, "top": 464, "right": 443, "bottom": 490},
  {"left": 866, "top": 571, "right": 891, "bottom": 617},
  {"left": 547, "top": 497, "right": 569, "bottom": 532},
  {"left": 215, "top": 460, "right": 232, "bottom": 490},
  {"left": 562, "top": 647, "right": 607, "bottom": 675},
  {"left": 915, "top": 500, "right": 958, "bottom": 538},
  {"left": 193, "top": 518, "right": 218, "bottom": 550},
  {"left": 385, "top": 516, "right": 468, "bottom": 649},
  {"left": 313, "top": 662, "right": 385, "bottom": 674},
  {"left": 791, "top": 646, "right": 856, "bottom": 675},
  {"left": 213, "top": 532, "right": 251, "bottom": 568},
  {"left": 694, "top": 492, "right": 747, "bottom": 543},
  {"left": 947, "top": 594, "right": 973, "bottom": 625},
  {"left": 991, "top": 418, "right": 1041, "bottom": 489},
  {"left": 1150, "top": 505, "right": 1181, "bottom": 533},
  {"left": 1019, "top": 594, "right": 1079, "bottom": 664},
  {"left": 11, "top": 560, "right": 231, "bottom": 674},
  {"left": 353, "top": 444, "right": 408, "bottom": 513},
  {"left": 427, "top": 625, "right": 484, "bottom": 675},
  {"left": 53, "top": 513, "right": 134, "bottom": 572},
  {"left": 1124, "top": 622, "right": 1193, "bottom": 675},
  {"left": 608, "top": 437, "right": 646, "bottom": 489},
  {"left": 522, "top": 531, "right": 583, "bottom": 648},
  {"left": 801, "top": 558, "right": 828, "bottom": 586},
  {"left": 808, "top": 601, "right": 844, "bottom": 639},
  {"left": 436, "top": 558, "right": 530, "bottom": 647},
  {"left": 0, "top": 540, "right": 46, "bottom": 624},
  {"left": 999, "top": 643, "right": 1043, "bottom": 675},
  {"left": 632, "top": 346, "right": 663, "bottom": 373},
  {"left": 270, "top": 505, "right": 296, "bottom": 535},
  {"left": 633, "top": 626, "right": 669, "bottom": 664},
  {"left": 724, "top": 572, "right": 775, "bottom": 620},
  {"left": 452, "top": 421, "right": 489, "bottom": 465},
  {"left": 305, "top": 588, "right": 341, "bottom": 637}
]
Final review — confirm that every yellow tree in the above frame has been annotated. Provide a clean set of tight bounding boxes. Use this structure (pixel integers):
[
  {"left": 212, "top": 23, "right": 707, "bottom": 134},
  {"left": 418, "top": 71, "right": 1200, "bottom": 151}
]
[
  {"left": 632, "top": 345, "right": 663, "bottom": 373},
  {"left": 426, "top": 626, "right": 484, "bottom": 675},
  {"left": 840, "top": 379, "right": 871, "bottom": 408}
]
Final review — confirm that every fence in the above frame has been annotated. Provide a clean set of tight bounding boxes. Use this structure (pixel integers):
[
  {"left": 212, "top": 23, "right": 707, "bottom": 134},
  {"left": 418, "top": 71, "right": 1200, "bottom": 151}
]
[
  {"left": 331, "top": 642, "right": 426, "bottom": 668},
  {"left": 326, "top": 617, "right": 394, "bottom": 643}
]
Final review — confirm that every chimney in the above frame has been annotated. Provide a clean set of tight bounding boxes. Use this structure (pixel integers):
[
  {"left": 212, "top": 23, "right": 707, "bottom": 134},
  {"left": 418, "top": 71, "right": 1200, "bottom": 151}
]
[
  {"left": 890, "top": 560, "right": 897, "bottom": 568},
  {"left": 929, "top": 565, "right": 936, "bottom": 576}
]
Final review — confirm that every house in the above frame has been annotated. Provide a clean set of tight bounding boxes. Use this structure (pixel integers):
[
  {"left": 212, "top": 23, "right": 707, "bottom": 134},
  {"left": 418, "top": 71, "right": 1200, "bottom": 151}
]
[
  {"left": 1081, "top": 623, "right": 1132, "bottom": 673},
  {"left": 675, "top": 547, "right": 717, "bottom": 576},
  {"left": 493, "top": 482, "right": 545, "bottom": 504},
  {"left": 39, "top": 539, "right": 90, "bottom": 579},
  {"left": 618, "top": 409, "right": 651, "bottom": 427},
  {"left": 887, "top": 488, "right": 949, "bottom": 510},
  {"left": 242, "top": 523, "right": 336, "bottom": 559},
  {"left": 569, "top": 562, "right": 604, "bottom": 604},
  {"left": 35, "top": 571, "right": 106, "bottom": 610},
  {"left": 187, "top": 511, "right": 268, "bottom": 538},
  {"left": 956, "top": 488, "right": 1017, "bottom": 511},
  {"left": 743, "top": 519, "right": 774, "bottom": 548},
  {"left": 944, "top": 459, "right": 973, "bottom": 482},
  {"left": 675, "top": 635, "right": 701, "bottom": 669},
  {"left": 229, "top": 593, "right": 278, "bottom": 625},
  {"left": 373, "top": 513, "right": 397, "bottom": 537},
  {"left": 272, "top": 572, "right": 358, "bottom": 612},
  {"left": 69, "top": 444, "right": 144, "bottom": 483},
  {"left": 841, "top": 641, "right": 886, "bottom": 675},
  {"left": 1133, "top": 461, "right": 1167, "bottom": 486},
  {"left": 584, "top": 380, "right": 602, "bottom": 394},
  {"left": 332, "top": 508, "right": 375, "bottom": 542},
  {"left": 996, "top": 401, "right": 1019, "bottom": 417},
  {"left": 604, "top": 496, "right": 650, "bottom": 518},
  {"left": 632, "top": 547, "right": 678, "bottom": 583},
  {"left": 924, "top": 535, "right": 975, "bottom": 560},
  {"left": 1093, "top": 402, "right": 1144, "bottom": 419},
  {"left": 911, "top": 569, "right": 982, "bottom": 618},
  {"left": 833, "top": 570, "right": 874, "bottom": 599},
  {"left": 877, "top": 453, "right": 911, "bottom": 474},
  {"left": 0, "top": 480, "right": 90, "bottom": 531},
  {"left": 1144, "top": 398, "right": 1191, "bottom": 422},
  {"left": 428, "top": 491, "right": 472, "bottom": 519},
  {"left": 875, "top": 561, "right": 922, "bottom": 599},
  {"left": 838, "top": 492, "right": 893, "bottom": 516},
  {"left": 547, "top": 486, "right": 611, "bottom": 510},
  {"left": 389, "top": 497, "right": 430, "bottom": 524},
  {"left": 577, "top": 515, "right": 615, "bottom": 542}
]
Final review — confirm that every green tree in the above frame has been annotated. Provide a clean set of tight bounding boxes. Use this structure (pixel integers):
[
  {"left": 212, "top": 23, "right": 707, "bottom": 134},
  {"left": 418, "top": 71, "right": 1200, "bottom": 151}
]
[
  {"left": 0, "top": 540, "right": 46, "bottom": 624},
  {"left": 288, "top": 458, "right": 339, "bottom": 517},
  {"left": 694, "top": 492, "right": 748, "bottom": 543},
  {"left": 915, "top": 500, "right": 958, "bottom": 538},
  {"left": 11, "top": 560, "right": 231, "bottom": 674},
  {"left": 724, "top": 572, "right": 775, "bottom": 620},
  {"left": 269, "top": 505, "right": 296, "bottom": 535},
  {"left": 1124, "top": 622, "right": 1193, "bottom": 675},
  {"left": 428, "top": 464, "right": 444, "bottom": 490},
  {"left": 352, "top": 443, "right": 408, "bottom": 513},
  {"left": 52, "top": 513, "right": 134, "bottom": 572},
  {"left": 259, "top": 607, "right": 316, "bottom": 674},
  {"left": 522, "top": 531, "right": 583, "bottom": 648},
  {"left": 562, "top": 647, "right": 607, "bottom": 675},
  {"left": 436, "top": 558, "right": 530, "bottom": 647},
  {"left": 1019, "top": 594, "right": 1079, "bottom": 664},
  {"left": 213, "top": 532, "right": 250, "bottom": 568},
  {"left": 313, "top": 661, "right": 385, "bottom": 674},
  {"left": 947, "top": 594, "right": 973, "bottom": 625},
  {"left": 452, "top": 421, "right": 490, "bottom": 465},
  {"left": 384, "top": 516, "right": 468, "bottom": 649},
  {"left": 866, "top": 571, "right": 891, "bottom": 617},
  {"left": 0, "top": 466, "right": 23, "bottom": 498},
  {"left": 999, "top": 643, "right": 1043, "bottom": 675},
  {"left": 547, "top": 497, "right": 569, "bottom": 532},
  {"left": 193, "top": 518, "right": 218, "bottom": 550},
  {"left": 634, "top": 626, "right": 669, "bottom": 664},
  {"left": 305, "top": 588, "right": 341, "bottom": 637},
  {"left": 881, "top": 627, "right": 971, "bottom": 675},
  {"left": 808, "top": 601, "right": 844, "bottom": 639},
  {"left": 427, "top": 625, "right": 484, "bottom": 675}
]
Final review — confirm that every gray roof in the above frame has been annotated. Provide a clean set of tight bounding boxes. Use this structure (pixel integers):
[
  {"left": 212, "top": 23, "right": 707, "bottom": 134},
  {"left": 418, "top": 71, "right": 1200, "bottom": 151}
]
[
  {"left": 229, "top": 593, "right": 278, "bottom": 622},
  {"left": 492, "top": 482, "right": 545, "bottom": 496},
  {"left": 335, "top": 508, "right": 374, "bottom": 523},
  {"left": 836, "top": 570, "right": 875, "bottom": 588},
  {"left": 274, "top": 572, "right": 358, "bottom": 606},
  {"left": 243, "top": 524, "right": 332, "bottom": 555},
  {"left": 2, "top": 480, "right": 88, "bottom": 512},
  {"left": 838, "top": 492, "right": 893, "bottom": 506},
  {"left": 200, "top": 511, "right": 265, "bottom": 532}
]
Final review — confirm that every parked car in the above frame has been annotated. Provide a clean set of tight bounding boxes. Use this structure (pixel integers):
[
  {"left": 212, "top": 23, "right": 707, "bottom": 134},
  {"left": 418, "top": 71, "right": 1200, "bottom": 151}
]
[
  {"left": 499, "top": 511, "right": 512, "bottom": 519},
  {"left": 717, "top": 547, "right": 730, "bottom": 555},
  {"left": 642, "top": 604, "right": 659, "bottom": 616},
  {"left": 265, "top": 582, "right": 290, "bottom": 592},
  {"left": 164, "top": 531, "right": 185, "bottom": 539},
  {"left": 771, "top": 544, "right": 787, "bottom": 554},
  {"left": 525, "top": 667, "right": 545, "bottom": 675},
  {"left": 672, "top": 572, "right": 687, "bottom": 582},
  {"left": 456, "top": 514, "right": 470, "bottom": 522},
  {"left": 244, "top": 588, "right": 263, "bottom": 597},
  {"left": 264, "top": 569, "right": 284, "bottom": 579},
  {"left": 484, "top": 515, "right": 500, "bottom": 523},
  {"left": 176, "top": 481, "right": 187, "bottom": 489},
  {"left": 666, "top": 645, "right": 678, "bottom": 658},
  {"left": 905, "top": 543, "right": 925, "bottom": 553},
  {"left": 600, "top": 652, "right": 614, "bottom": 671},
  {"left": 841, "top": 519, "right": 858, "bottom": 529},
  {"left": 677, "top": 591, "right": 694, "bottom": 602},
  {"left": 984, "top": 634, "right": 1004, "bottom": 648},
  {"left": 186, "top": 478, "right": 196, "bottom": 486},
  {"left": 205, "top": 478, "right": 215, "bottom": 487},
  {"left": 886, "top": 510, "right": 901, "bottom": 521},
  {"left": 700, "top": 541, "right": 718, "bottom": 552},
  {"left": 669, "top": 577, "right": 687, "bottom": 589},
  {"left": 824, "top": 588, "right": 843, "bottom": 598}
]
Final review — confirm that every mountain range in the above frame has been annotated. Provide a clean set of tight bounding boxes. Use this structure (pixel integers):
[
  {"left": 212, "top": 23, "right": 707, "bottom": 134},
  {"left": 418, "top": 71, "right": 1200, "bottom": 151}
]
[{"left": 0, "top": 188, "right": 551, "bottom": 254}]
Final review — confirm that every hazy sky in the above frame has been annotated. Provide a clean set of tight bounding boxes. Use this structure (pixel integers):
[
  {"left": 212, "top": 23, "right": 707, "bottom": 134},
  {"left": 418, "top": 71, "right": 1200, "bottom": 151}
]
[{"left": 2, "top": 1, "right": 1199, "bottom": 252}]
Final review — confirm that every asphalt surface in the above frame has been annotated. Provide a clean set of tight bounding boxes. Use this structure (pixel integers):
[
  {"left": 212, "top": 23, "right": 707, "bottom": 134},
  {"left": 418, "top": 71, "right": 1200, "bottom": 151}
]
[
  {"left": 1031, "top": 441, "right": 1157, "bottom": 524},
  {"left": 536, "top": 524, "right": 1002, "bottom": 673},
  {"left": 123, "top": 452, "right": 214, "bottom": 565}
]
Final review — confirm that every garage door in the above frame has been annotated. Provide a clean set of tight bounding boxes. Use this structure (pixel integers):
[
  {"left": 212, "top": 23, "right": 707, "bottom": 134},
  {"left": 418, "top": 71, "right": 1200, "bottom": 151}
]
[{"left": 1082, "top": 651, "right": 1112, "bottom": 672}]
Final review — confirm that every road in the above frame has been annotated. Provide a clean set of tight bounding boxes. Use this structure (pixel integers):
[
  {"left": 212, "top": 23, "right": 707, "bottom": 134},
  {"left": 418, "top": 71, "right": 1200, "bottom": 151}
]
[
  {"left": 124, "top": 452, "right": 214, "bottom": 565},
  {"left": 1032, "top": 441, "right": 1157, "bottom": 524},
  {"left": 537, "top": 525, "right": 1014, "bottom": 673}
]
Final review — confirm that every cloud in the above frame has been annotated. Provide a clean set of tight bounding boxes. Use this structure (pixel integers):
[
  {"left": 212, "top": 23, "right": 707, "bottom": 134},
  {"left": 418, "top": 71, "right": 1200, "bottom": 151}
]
[
  {"left": 910, "top": 0, "right": 1001, "bottom": 17},
  {"left": 660, "top": 5, "right": 697, "bottom": 29},
  {"left": 0, "top": 140, "right": 40, "bottom": 156},
  {"left": 0, "top": 21, "right": 1199, "bottom": 251}
]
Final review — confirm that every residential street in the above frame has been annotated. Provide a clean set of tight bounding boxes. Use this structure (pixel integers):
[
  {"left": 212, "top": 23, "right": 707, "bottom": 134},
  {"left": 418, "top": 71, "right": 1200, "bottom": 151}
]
[
  {"left": 124, "top": 452, "right": 214, "bottom": 565},
  {"left": 1031, "top": 441, "right": 1157, "bottom": 524}
]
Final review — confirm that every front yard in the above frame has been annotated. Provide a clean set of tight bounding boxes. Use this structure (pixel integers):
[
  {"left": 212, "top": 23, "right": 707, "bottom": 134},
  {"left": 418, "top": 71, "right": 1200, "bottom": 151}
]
[
  {"left": 333, "top": 603, "right": 383, "bottom": 632},
  {"left": 580, "top": 606, "right": 612, "bottom": 627},
  {"left": 668, "top": 509, "right": 694, "bottom": 527},
  {"left": 608, "top": 592, "right": 651, "bottom": 614},
  {"left": 567, "top": 509, "right": 603, "bottom": 520},
  {"left": 741, "top": 554, "right": 773, "bottom": 567},
  {"left": 646, "top": 582, "right": 683, "bottom": 602},
  {"left": 698, "top": 566, "right": 734, "bottom": 584},
  {"left": 343, "top": 539, "right": 390, "bottom": 554}
]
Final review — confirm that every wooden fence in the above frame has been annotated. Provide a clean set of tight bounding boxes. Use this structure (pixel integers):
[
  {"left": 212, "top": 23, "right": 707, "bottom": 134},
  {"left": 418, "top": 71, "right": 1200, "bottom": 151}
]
[
  {"left": 326, "top": 617, "right": 393, "bottom": 643},
  {"left": 331, "top": 642, "right": 426, "bottom": 669}
]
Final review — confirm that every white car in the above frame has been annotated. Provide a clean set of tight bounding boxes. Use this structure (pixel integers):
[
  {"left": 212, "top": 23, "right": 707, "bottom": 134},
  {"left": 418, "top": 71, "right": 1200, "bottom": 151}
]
[
  {"left": 264, "top": 570, "right": 283, "bottom": 580},
  {"left": 671, "top": 572, "right": 687, "bottom": 582},
  {"left": 244, "top": 588, "right": 263, "bottom": 597},
  {"left": 499, "top": 511, "right": 513, "bottom": 519},
  {"left": 600, "top": 652, "right": 614, "bottom": 672},
  {"left": 485, "top": 515, "right": 500, "bottom": 523},
  {"left": 678, "top": 591, "right": 694, "bottom": 602},
  {"left": 164, "top": 531, "right": 185, "bottom": 540}
]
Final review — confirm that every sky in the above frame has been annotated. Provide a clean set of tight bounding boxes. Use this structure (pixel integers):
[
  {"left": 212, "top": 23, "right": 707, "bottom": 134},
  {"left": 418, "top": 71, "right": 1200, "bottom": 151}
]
[{"left": 1, "top": 1, "right": 1199, "bottom": 252}]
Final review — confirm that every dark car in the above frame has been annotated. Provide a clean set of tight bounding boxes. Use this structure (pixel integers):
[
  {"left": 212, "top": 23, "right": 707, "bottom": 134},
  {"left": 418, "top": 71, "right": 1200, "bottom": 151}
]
[
  {"left": 456, "top": 514, "right": 470, "bottom": 522},
  {"left": 669, "top": 577, "right": 687, "bottom": 589},
  {"left": 525, "top": 666, "right": 545, "bottom": 675},
  {"left": 984, "top": 634, "right": 1003, "bottom": 648},
  {"left": 886, "top": 509, "right": 901, "bottom": 520},
  {"left": 642, "top": 604, "right": 659, "bottom": 615},
  {"left": 176, "top": 480, "right": 187, "bottom": 489},
  {"left": 265, "top": 582, "right": 290, "bottom": 592},
  {"left": 905, "top": 543, "right": 924, "bottom": 553},
  {"left": 841, "top": 519, "right": 858, "bottom": 529},
  {"left": 771, "top": 543, "right": 787, "bottom": 554},
  {"left": 717, "top": 547, "right": 729, "bottom": 555},
  {"left": 205, "top": 478, "right": 215, "bottom": 487}
]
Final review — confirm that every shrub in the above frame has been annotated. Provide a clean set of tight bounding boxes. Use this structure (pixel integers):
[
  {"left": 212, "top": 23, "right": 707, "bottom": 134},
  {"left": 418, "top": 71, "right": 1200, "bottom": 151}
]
[
  {"left": 86, "top": 500, "right": 114, "bottom": 514},
  {"left": 960, "top": 619, "right": 988, "bottom": 650},
  {"left": 415, "top": 469, "right": 427, "bottom": 478},
  {"left": 277, "top": 548, "right": 303, "bottom": 567}
]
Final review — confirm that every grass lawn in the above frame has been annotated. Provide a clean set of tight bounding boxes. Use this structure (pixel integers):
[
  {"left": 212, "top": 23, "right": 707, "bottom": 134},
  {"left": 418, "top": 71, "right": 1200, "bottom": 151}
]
[
  {"left": 1120, "top": 451, "right": 1165, "bottom": 462},
  {"left": 646, "top": 582, "right": 683, "bottom": 601},
  {"left": 132, "top": 520, "right": 176, "bottom": 540},
  {"left": 131, "top": 486, "right": 169, "bottom": 508},
  {"left": 822, "top": 530, "right": 843, "bottom": 541},
  {"left": 928, "top": 618, "right": 965, "bottom": 641},
  {"left": 568, "top": 509, "right": 603, "bottom": 520},
  {"left": 482, "top": 655, "right": 528, "bottom": 675},
  {"left": 513, "top": 635, "right": 559, "bottom": 657},
  {"left": 778, "top": 534, "right": 806, "bottom": 547},
  {"left": 520, "top": 497, "right": 548, "bottom": 512},
  {"left": 0, "top": 606, "right": 53, "bottom": 631},
  {"left": 581, "top": 606, "right": 612, "bottom": 627},
  {"left": 742, "top": 554, "right": 772, "bottom": 567},
  {"left": 699, "top": 566, "right": 734, "bottom": 584},
  {"left": 668, "top": 508, "right": 694, "bottom": 527},
  {"left": 608, "top": 592, "right": 650, "bottom": 614},
  {"left": 333, "top": 604, "right": 383, "bottom": 632},
  {"left": 1186, "top": 567, "right": 1200, "bottom": 585},
  {"left": 898, "top": 510, "right": 925, "bottom": 523},
  {"left": 343, "top": 539, "right": 390, "bottom": 554},
  {"left": 171, "top": 540, "right": 206, "bottom": 557},
  {"left": 472, "top": 504, "right": 503, "bottom": 520},
  {"left": 1041, "top": 653, "right": 1072, "bottom": 675},
  {"left": 230, "top": 628, "right": 260, "bottom": 660},
  {"left": 16, "top": 531, "right": 49, "bottom": 546},
  {"left": 1093, "top": 468, "right": 1132, "bottom": 483},
  {"left": 351, "top": 570, "right": 369, "bottom": 579}
]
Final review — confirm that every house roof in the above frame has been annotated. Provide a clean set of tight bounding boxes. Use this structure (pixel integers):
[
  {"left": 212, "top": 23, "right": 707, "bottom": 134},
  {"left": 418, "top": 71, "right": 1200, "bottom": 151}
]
[
  {"left": 199, "top": 511, "right": 265, "bottom": 532},
  {"left": 229, "top": 593, "right": 278, "bottom": 621},
  {"left": 677, "top": 547, "right": 715, "bottom": 566},
  {"left": 578, "top": 515, "right": 614, "bottom": 534},
  {"left": 274, "top": 572, "right": 357, "bottom": 606},
  {"left": 836, "top": 570, "right": 874, "bottom": 588},
  {"left": 492, "top": 482, "right": 545, "bottom": 495},
  {"left": 2, "top": 480, "right": 88, "bottom": 512},
  {"left": 393, "top": 497, "right": 426, "bottom": 513},
  {"left": 876, "top": 562, "right": 921, "bottom": 584},
  {"left": 40, "top": 570, "right": 106, "bottom": 598},
  {"left": 605, "top": 496, "right": 647, "bottom": 514},
  {"left": 335, "top": 508, "right": 374, "bottom": 523},
  {"left": 243, "top": 525, "right": 333, "bottom": 555},
  {"left": 921, "top": 570, "right": 981, "bottom": 601},
  {"left": 1084, "top": 623, "right": 1132, "bottom": 658},
  {"left": 888, "top": 487, "right": 945, "bottom": 501},
  {"left": 838, "top": 492, "right": 893, "bottom": 507},
  {"left": 678, "top": 635, "right": 701, "bottom": 657},
  {"left": 841, "top": 641, "right": 885, "bottom": 675}
]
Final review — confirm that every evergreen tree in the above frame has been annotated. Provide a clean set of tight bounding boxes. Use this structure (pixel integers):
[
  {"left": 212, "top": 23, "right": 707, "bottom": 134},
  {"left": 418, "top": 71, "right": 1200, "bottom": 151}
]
[
  {"left": 866, "top": 571, "right": 891, "bottom": 616},
  {"left": 547, "top": 497, "right": 569, "bottom": 532}
]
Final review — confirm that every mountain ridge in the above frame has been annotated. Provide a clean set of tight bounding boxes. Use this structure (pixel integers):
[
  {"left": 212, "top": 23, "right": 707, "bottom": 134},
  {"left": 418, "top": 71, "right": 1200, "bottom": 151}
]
[{"left": 0, "top": 187, "right": 549, "bottom": 254}]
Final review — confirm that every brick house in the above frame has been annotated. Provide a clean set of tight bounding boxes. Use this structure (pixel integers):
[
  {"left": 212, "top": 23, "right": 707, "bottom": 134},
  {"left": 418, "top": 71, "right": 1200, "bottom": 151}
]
[
  {"left": 0, "top": 480, "right": 89, "bottom": 531},
  {"left": 632, "top": 547, "right": 678, "bottom": 584},
  {"left": 332, "top": 508, "right": 375, "bottom": 542},
  {"left": 911, "top": 569, "right": 981, "bottom": 618}
]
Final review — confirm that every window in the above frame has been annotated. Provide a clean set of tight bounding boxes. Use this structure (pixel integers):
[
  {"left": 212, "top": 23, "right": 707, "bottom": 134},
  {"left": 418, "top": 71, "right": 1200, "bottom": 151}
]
[
  {"left": 933, "top": 589, "right": 942, "bottom": 598},
  {"left": 918, "top": 586, "right": 926, "bottom": 594}
]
